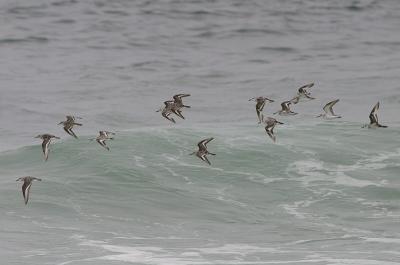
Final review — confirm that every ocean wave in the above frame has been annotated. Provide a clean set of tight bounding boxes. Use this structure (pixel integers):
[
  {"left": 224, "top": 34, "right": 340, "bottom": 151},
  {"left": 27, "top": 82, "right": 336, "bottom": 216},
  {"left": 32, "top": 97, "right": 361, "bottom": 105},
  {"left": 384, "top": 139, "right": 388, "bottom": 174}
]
[
  {"left": 0, "top": 36, "right": 49, "bottom": 44},
  {"left": 2, "top": 125, "right": 400, "bottom": 263}
]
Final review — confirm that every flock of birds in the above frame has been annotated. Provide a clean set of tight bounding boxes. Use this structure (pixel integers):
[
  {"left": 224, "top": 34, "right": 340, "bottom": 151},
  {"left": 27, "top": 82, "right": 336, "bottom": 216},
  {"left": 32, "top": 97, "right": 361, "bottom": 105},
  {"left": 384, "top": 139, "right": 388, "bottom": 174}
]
[
  {"left": 248, "top": 83, "right": 387, "bottom": 141},
  {"left": 17, "top": 116, "right": 117, "bottom": 205},
  {"left": 16, "top": 82, "right": 388, "bottom": 205}
]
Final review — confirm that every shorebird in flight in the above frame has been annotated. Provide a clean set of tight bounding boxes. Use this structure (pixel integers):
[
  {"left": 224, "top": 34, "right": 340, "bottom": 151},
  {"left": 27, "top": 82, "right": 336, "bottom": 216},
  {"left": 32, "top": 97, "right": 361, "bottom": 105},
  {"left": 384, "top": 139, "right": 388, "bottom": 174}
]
[
  {"left": 364, "top": 102, "right": 387, "bottom": 128},
  {"left": 249, "top": 96, "right": 274, "bottom": 123},
  {"left": 58, "top": 115, "right": 82, "bottom": 138},
  {"left": 172, "top": 94, "right": 191, "bottom": 119},
  {"left": 35, "top": 134, "right": 60, "bottom": 161},
  {"left": 173, "top": 94, "right": 191, "bottom": 109},
  {"left": 91, "top": 131, "right": 115, "bottom": 151},
  {"left": 274, "top": 101, "right": 297, "bottom": 116},
  {"left": 263, "top": 117, "right": 283, "bottom": 142},
  {"left": 157, "top": 101, "right": 184, "bottom": 123},
  {"left": 317, "top": 99, "right": 341, "bottom": 119},
  {"left": 16, "top": 176, "right": 41, "bottom": 205},
  {"left": 291, "top": 83, "right": 315, "bottom": 104},
  {"left": 190, "top": 137, "right": 215, "bottom": 165}
]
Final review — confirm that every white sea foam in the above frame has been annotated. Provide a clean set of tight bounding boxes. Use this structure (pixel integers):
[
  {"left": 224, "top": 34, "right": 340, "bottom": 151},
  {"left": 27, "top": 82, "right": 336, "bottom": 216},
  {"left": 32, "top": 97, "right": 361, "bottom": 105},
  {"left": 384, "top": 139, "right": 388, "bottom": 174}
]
[
  {"left": 77, "top": 238, "right": 284, "bottom": 264},
  {"left": 289, "top": 160, "right": 381, "bottom": 187}
]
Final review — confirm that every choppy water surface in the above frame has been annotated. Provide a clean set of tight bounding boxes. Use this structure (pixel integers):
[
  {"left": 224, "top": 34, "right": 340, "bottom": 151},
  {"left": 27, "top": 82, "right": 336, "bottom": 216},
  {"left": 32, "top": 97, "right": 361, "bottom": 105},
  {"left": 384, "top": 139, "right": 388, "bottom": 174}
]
[{"left": 1, "top": 0, "right": 400, "bottom": 264}]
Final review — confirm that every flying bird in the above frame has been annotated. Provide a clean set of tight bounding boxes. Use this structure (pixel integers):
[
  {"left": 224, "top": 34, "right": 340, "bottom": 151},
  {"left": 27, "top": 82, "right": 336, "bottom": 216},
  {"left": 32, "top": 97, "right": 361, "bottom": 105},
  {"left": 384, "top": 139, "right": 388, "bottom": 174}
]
[
  {"left": 35, "top": 134, "right": 60, "bottom": 161},
  {"left": 263, "top": 117, "right": 284, "bottom": 142},
  {"left": 274, "top": 101, "right": 297, "bottom": 116},
  {"left": 91, "top": 131, "right": 115, "bottom": 151},
  {"left": 249, "top": 96, "right": 274, "bottom": 123},
  {"left": 190, "top": 137, "right": 216, "bottom": 165},
  {"left": 364, "top": 102, "right": 387, "bottom": 128},
  {"left": 291, "top": 83, "right": 315, "bottom": 104},
  {"left": 58, "top": 115, "right": 82, "bottom": 138},
  {"left": 173, "top": 94, "right": 191, "bottom": 109},
  {"left": 16, "top": 176, "right": 42, "bottom": 205},
  {"left": 157, "top": 101, "right": 184, "bottom": 123},
  {"left": 172, "top": 94, "right": 191, "bottom": 119},
  {"left": 317, "top": 99, "right": 341, "bottom": 119}
]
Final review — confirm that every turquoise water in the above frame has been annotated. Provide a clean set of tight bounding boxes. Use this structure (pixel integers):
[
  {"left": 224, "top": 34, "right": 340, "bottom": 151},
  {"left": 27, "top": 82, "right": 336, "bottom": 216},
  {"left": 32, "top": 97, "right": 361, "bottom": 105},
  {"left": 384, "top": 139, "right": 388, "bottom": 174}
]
[{"left": 2, "top": 123, "right": 400, "bottom": 264}]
